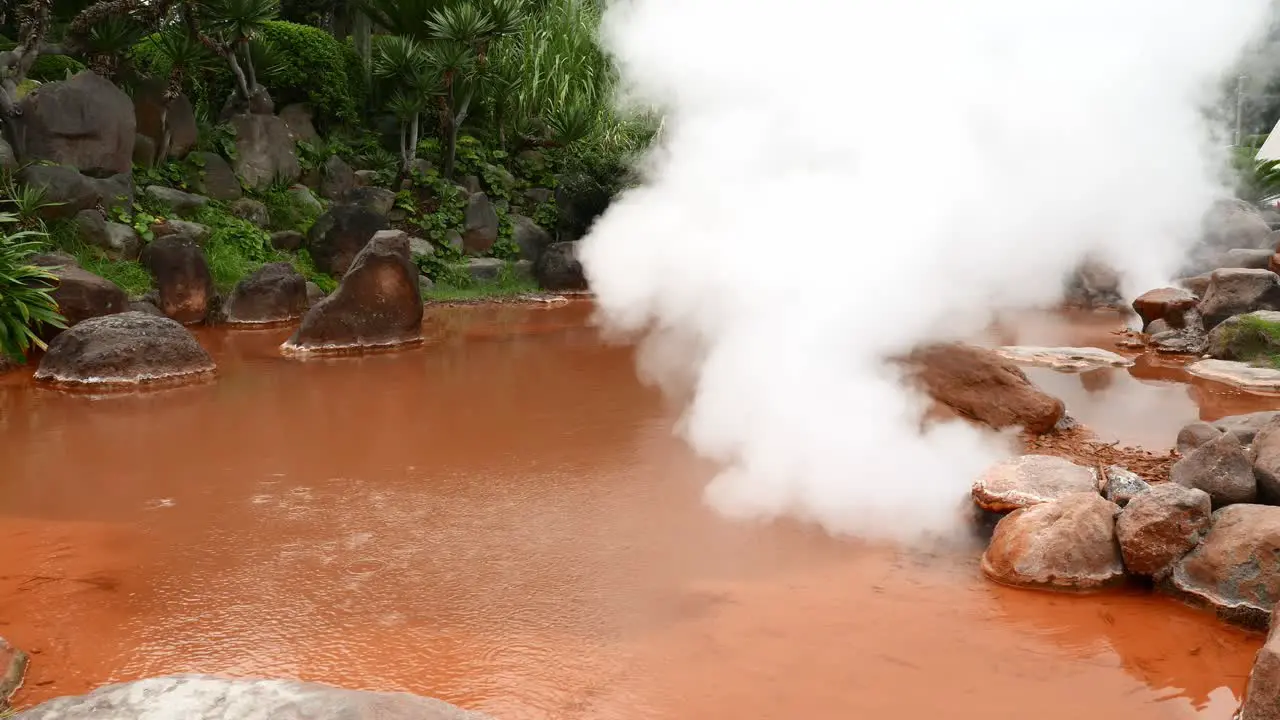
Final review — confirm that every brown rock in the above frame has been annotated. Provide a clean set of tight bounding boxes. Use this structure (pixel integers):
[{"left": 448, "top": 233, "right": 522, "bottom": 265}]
[
  {"left": 904, "top": 343, "right": 1066, "bottom": 434},
  {"left": 1170, "top": 431, "right": 1257, "bottom": 508},
  {"left": 33, "top": 312, "right": 215, "bottom": 387},
  {"left": 972, "top": 455, "right": 1098, "bottom": 512},
  {"left": 1170, "top": 503, "right": 1280, "bottom": 628},
  {"left": 13, "top": 72, "right": 135, "bottom": 175},
  {"left": 1241, "top": 602, "right": 1280, "bottom": 720},
  {"left": 141, "top": 236, "right": 216, "bottom": 325},
  {"left": 1175, "top": 421, "right": 1223, "bottom": 454},
  {"left": 1251, "top": 417, "right": 1280, "bottom": 503},
  {"left": 1132, "top": 287, "right": 1197, "bottom": 328},
  {"left": 29, "top": 257, "right": 128, "bottom": 329},
  {"left": 1115, "top": 483, "right": 1212, "bottom": 578},
  {"left": 0, "top": 635, "right": 28, "bottom": 706},
  {"left": 1270, "top": 252, "right": 1280, "bottom": 276},
  {"left": 305, "top": 204, "right": 389, "bottom": 277},
  {"left": 223, "top": 263, "right": 308, "bottom": 324},
  {"left": 283, "top": 230, "right": 423, "bottom": 353},
  {"left": 981, "top": 492, "right": 1125, "bottom": 591}
]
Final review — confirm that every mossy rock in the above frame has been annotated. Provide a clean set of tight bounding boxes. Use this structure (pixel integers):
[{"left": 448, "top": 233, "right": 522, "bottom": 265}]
[{"left": 1207, "top": 311, "right": 1280, "bottom": 366}]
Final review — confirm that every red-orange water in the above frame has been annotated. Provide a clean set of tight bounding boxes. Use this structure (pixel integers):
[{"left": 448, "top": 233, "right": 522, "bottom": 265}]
[{"left": 0, "top": 303, "right": 1272, "bottom": 719}]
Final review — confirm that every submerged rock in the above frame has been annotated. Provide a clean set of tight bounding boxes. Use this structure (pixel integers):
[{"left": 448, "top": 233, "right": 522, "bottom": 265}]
[
  {"left": 992, "top": 346, "right": 1133, "bottom": 372},
  {"left": 1242, "top": 606, "right": 1280, "bottom": 720},
  {"left": 1187, "top": 359, "right": 1280, "bottom": 393},
  {"left": 1103, "top": 465, "right": 1150, "bottom": 507},
  {"left": 971, "top": 455, "right": 1098, "bottom": 513},
  {"left": 1170, "top": 503, "right": 1280, "bottom": 628},
  {"left": 1, "top": 636, "right": 27, "bottom": 707},
  {"left": 222, "top": 263, "right": 308, "bottom": 324},
  {"left": 904, "top": 343, "right": 1065, "bottom": 434},
  {"left": 33, "top": 312, "right": 214, "bottom": 387},
  {"left": 14, "top": 675, "right": 490, "bottom": 719},
  {"left": 981, "top": 492, "right": 1125, "bottom": 591},
  {"left": 1169, "top": 432, "right": 1256, "bottom": 508},
  {"left": 284, "top": 230, "right": 423, "bottom": 353},
  {"left": 1116, "top": 483, "right": 1212, "bottom": 578}
]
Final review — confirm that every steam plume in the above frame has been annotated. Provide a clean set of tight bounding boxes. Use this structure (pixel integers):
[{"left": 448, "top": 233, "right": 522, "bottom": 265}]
[{"left": 581, "top": 0, "right": 1272, "bottom": 539}]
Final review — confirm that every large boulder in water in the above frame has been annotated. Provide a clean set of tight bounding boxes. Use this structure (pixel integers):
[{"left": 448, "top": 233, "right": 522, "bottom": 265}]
[
  {"left": 971, "top": 455, "right": 1098, "bottom": 512},
  {"left": 284, "top": 230, "right": 423, "bottom": 353},
  {"left": 1198, "top": 269, "right": 1280, "bottom": 329},
  {"left": 1242, "top": 610, "right": 1280, "bottom": 720},
  {"left": 12, "top": 72, "right": 135, "bottom": 175},
  {"left": 141, "top": 236, "right": 216, "bottom": 324},
  {"left": 28, "top": 254, "right": 127, "bottom": 329},
  {"left": 306, "top": 204, "right": 390, "bottom": 277},
  {"left": 33, "top": 312, "right": 214, "bottom": 387},
  {"left": 223, "top": 262, "right": 308, "bottom": 325},
  {"left": 13, "top": 675, "right": 490, "bottom": 719},
  {"left": 1170, "top": 503, "right": 1280, "bottom": 628},
  {"left": 903, "top": 343, "right": 1065, "bottom": 434},
  {"left": 1116, "top": 483, "right": 1212, "bottom": 579},
  {"left": 535, "top": 241, "right": 588, "bottom": 291},
  {"left": 981, "top": 492, "right": 1125, "bottom": 591},
  {"left": 1132, "top": 287, "right": 1198, "bottom": 329},
  {"left": 1169, "top": 431, "right": 1257, "bottom": 508},
  {"left": 230, "top": 113, "right": 301, "bottom": 188}
]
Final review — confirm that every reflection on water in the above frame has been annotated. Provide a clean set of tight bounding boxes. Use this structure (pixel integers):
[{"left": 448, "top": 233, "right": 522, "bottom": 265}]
[{"left": 0, "top": 302, "right": 1264, "bottom": 719}]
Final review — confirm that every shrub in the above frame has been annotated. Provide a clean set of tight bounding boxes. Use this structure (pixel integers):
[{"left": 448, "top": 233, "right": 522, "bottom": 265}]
[
  {"left": 132, "top": 21, "right": 365, "bottom": 126},
  {"left": 0, "top": 214, "right": 66, "bottom": 362},
  {"left": 192, "top": 204, "right": 277, "bottom": 291},
  {"left": 0, "top": 40, "right": 86, "bottom": 83}
]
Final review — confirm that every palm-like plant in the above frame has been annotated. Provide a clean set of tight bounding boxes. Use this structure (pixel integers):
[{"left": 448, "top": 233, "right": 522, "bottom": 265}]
[
  {"left": 1237, "top": 155, "right": 1280, "bottom": 206},
  {"left": 0, "top": 212, "right": 66, "bottom": 363},
  {"left": 188, "top": 0, "right": 280, "bottom": 109}
]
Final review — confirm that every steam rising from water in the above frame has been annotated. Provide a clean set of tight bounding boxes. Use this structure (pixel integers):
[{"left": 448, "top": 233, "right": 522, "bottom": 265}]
[{"left": 581, "top": 0, "right": 1272, "bottom": 539}]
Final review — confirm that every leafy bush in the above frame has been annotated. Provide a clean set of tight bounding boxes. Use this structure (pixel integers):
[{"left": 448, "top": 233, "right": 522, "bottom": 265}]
[
  {"left": 192, "top": 204, "right": 277, "bottom": 291},
  {"left": 0, "top": 214, "right": 66, "bottom": 361},
  {"left": 291, "top": 249, "right": 336, "bottom": 292},
  {"left": 30, "top": 54, "right": 86, "bottom": 82},
  {"left": 133, "top": 21, "right": 365, "bottom": 126}
]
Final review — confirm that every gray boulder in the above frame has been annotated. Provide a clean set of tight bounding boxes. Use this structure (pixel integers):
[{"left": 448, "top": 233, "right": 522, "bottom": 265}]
[
  {"left": 1249, "top": 417, "right": 1280, "bottom": 503},
  {"left": 288, "top": 185, "right": 324, "bottom": 215},
  {"left": 284, "top": 230, "right": 423, "bottom": 353},
  {"left": 343, "top": 186, "right": 396, "bottom": 216},
  {"left": 1170, "top": 503, "right": 1280, "bottom": 628},
  {"left": 1216, "top": 248, "right": 1276, "bottom": 270},
  {"left": 511, "top": 213, "right": 552, "bottom": 261},
  {"left": 31, "top": 258, "right": 127, "bottom": 329},
  {"left": 1215, "top": 411, "right": 1280, "bottom": 444},
  {"left": 535, "top": 241, "right": 587, "bottom": 291},
  {"left": 1198, "top": 268, "right": 1280, "bottom": 329},
  {"left": 1116, "top": 483, "right": 1212, "bottom": 578},
  {"left": 1242, "top": 607, "right": 1280, "bottom": 720},
  {"left": 524, "top": 187, "right": 553, "bottom": 204},
  {"left": 1170, "top": 432, "right": 1257, "bottom": 507},
  {"left": 19, "top": 165, "right": 131, "bottom": 219},
  {"left": 1202, "top": 199, "right": 1273, "bottom": 253},
  {"left": 1175, "top": 421, "right": 1223, "bottom": 454},
  {"left": 270, "top": 230, "right": 304, "bottom": 252},
  {"left": 230, "top": 197, "right": 271, "bottom": 228},
  {"left": 278, "top": 103, "right": 319, "bottom": 144},
  {"left": 14, "top": 675, "right": 489, "bottom": 720},
  {"left": 32, "top": 313, "right": 214, "bottom": 388},
  {"left": 74, "top": 209, "right": 140, "bottom": 260},
  {"left": 223, "top": 263, "right": 308, "bottom": 324},
  {"left": 1103, "top": 465, "right": 1150, "bottom": 507},
  {"left": 186, "top": 151, "right": 242, "bottom": 202},
  {"left": 13, "top": 71, "right": 135, "bottom": 175},
  {"left": 144, "top": 186, "right": 210, "bottom": 216},
  {"left": 320, "top": 155, "right": 356, "bottom": 201},
  {"left": 1208, "top": 310, "right": 1280, "bottom": 360},
  {"left": 467, "top": 257, "right": 505, "bottom": 282},
  {"left": 306, "top": 204, "right": 389, "bottom": 276},
  {"left": 0, "top": 137, "right": 15, "bottom": 172},
  {"left": 152, "top": 219, "right": 212, "bottom": 244},
  {"left": 1150, "top": 308, "right": 1208, "bottom": 355},
  {"left": 462, "top": 192, "right": 499, "bottom": 254},
  {"left": 1063, "top": 257, "right": 1123, "bottom": 309},
  {"left": 230, "top": 113, "right": 301, "bottom": 188},
  {"left": 408, "top": 237, "right": 434, "bottom": 261},
  {"left": 141, "top": 236, "right": 216, "bottom": 324}
]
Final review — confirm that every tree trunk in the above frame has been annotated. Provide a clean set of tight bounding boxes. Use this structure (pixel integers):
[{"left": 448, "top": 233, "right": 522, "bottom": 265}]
[
  {"left": 241, "top": 43, "right": 258, "bottom": 94},
  {"left": 225, "top": 50, "right": 252, "bottom": 103},
  {"left": 353, "top": 11, "right": 371, "bottom": 89},
  {"left": 399, "top": 121, "right": 408, "bottom": 171},
  {"left": 408, "top": 111, "right": 420, "bottom": 167}
]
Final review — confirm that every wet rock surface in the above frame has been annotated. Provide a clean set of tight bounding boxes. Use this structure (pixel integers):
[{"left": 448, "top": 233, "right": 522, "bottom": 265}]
[
  {"left": 972, "top": 455, "right": 1097, "bottom": 512},
  {"left": 1176, "top": 421, "right": 1224, "bottom": 455},
  {"left": 1208, "top": 310, "right": 1280, "bottom": 360},
  {"left": 993, "top": 346, "right": 1133, "bottom": 372},
  {"left": 1133, "top": 287, "right": 1198, "bottom": 328},
  {"left": 905, "top": 343, "right": 1066, "bottom": 434},
  {"left": 1187, "top": 359, "right": 1280, "bottom": 392},
  {"left": 285, "top": 230, "right": 423, "bottom": 353},
  {"left": 12, "top": 72, "right": 135, "bottom": 175},
  {"left": 142, "top": 237, "right": 216, "bottom": 324},
  {"left": 1169, "top": 432, "right": 1256, "bottom": 508},
  {"left": 535, "top": 241, "right": 587, "bottom": 292},
  {"left": 981, "top": 492, "right": 1125, "bottom": 591},
  {"left": 1116, "top": 484, "right": 1212, "bottom": 578},
  {"left": 1103, "top": 466, "right": 1150, "bottom": 507},
  {"left": 1063, "top": 258, "right": 1123, "bottom": 309},
  {"left": 34, "top": 260, "right": 127, "bottom": 329},
  {"left": 1149, "top": 308, "right": 1209, "bottom": 355},
  {"left": 223, "top": 263, "right": 308, "bottom": 324},
  {"left": 1242, "top": 607, "right": 1280, "bottom": 720},
  {"left": 1250, "top": 418, "right": 1280, "bottom": 503},
  {"left": 1216, "top": 411, "right": 1280, "bottom": 444},
  {"left": 13, "top": 675, "right": 490, "bottom": 719},
  {"left": 33, "top": 312, "right": 215, "bottom": 387},
  {"left": 1170, "top": 503, "right": 1280, "bottom": 628}
]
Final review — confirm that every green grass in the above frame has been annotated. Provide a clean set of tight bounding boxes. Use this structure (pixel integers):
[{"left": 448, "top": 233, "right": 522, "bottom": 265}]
[
  {"left": 1218, "top": 314, "right": 1280, "bottom": 368},
  {"left": 291, "top": 249, "right": 338, "bottom": 292},
  {"left": 423, "top": 271, "right": 540, "bottom": 302}
]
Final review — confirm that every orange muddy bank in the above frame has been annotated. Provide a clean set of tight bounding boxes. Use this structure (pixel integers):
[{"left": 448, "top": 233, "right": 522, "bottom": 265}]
[{"left": 0, "top": 303, "right": 1272, "bottom": 719}]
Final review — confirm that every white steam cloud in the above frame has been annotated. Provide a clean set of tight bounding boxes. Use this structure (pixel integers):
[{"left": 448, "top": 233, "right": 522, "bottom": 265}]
[{"left": 581, "top": 0, "right": 1273, "bottom": 539}]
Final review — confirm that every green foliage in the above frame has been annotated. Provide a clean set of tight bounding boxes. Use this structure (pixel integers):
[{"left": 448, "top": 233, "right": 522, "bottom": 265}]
[
  {"left": 0, "top": 174, "right": 59, "bottom": 231},
  {"left": 253, "top": 182, "right": 321, "bottom": 232},
  {"left": 192, "top": 204, "right": 278, "bottom": 290},
  {"left": 75, "top": 251, "right": 154, "bottom": 297},
  {"left": 133, "top": 21, "right": 366, "bottom": 125},
  {"left": 1237, "top": 153, "right": 1280, "bottom": 206},
  {"left": 109, "top": 206, "right": 160, "bottom": 242},
  {"left": 0, "top": 215, "right": 66, "bottom": 362},
  {"left": 29, "top": 54, "right": 87, "bottom": 82},
  {"left": 1218, "top": 314, "right": 1280, "bottom": 368},
  {"left": 421, "top": 262, "right": 537, "bottom": 301},
  {"left": 291, "top": 248, "right": 337, "bottom": 291}
]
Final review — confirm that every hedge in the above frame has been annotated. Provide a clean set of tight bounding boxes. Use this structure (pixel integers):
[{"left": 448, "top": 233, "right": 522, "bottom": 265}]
[{"left": 0, "top": 38, "right": 87, "bottom": 82}]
